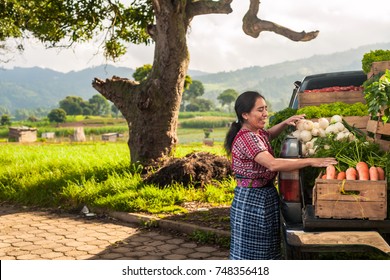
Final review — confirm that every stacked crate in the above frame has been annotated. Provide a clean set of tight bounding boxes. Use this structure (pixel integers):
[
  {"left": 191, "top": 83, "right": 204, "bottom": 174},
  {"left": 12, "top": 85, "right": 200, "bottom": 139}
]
[{"left": 365, "top": 61, "right": 390, "bottom": 151}]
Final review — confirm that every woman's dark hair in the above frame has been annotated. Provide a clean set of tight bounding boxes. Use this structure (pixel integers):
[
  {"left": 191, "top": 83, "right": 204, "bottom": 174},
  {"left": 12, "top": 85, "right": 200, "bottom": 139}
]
[{"left": 224, "top": 91, "right": 265, "bottom": 155}]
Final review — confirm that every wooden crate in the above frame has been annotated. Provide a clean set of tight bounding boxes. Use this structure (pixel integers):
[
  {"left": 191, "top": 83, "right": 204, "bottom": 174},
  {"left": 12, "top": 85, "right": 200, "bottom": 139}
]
[
  {"left": 367, "top": 61, "right": 390, "bottom": 78},
  {"left": 344, "top": 116, "right": 370, "bottom": 130},
  {"left": 298, "top": 90, "right": 365, "bottom": 108},
  {"left": 366, "top": 119, "right": 390, "bottom": 151},
  {"left": 313, "top": 178, "right": 387, "bottom": 220}
]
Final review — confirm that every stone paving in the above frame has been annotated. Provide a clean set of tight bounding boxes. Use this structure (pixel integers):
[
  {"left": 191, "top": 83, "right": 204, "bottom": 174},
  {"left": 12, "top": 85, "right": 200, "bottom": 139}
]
[{"left": 0, "top": 205, "right": 229, "bottom": 260}]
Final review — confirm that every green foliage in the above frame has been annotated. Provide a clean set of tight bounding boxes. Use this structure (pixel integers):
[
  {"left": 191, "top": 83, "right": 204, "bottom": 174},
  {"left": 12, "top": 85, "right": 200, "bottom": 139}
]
[
  {"left": 363, "top": 70, "right": 390, "bottom": 122},
  {"left": 297, "top": 102, "right": 368, "bottom": 118},
  {"left": 217, "top": 89, "right": 238, "bottom": 111},
  {"left": 268, "top": 107, "right": 297, "bottom": 157},
  {"left": 315, "top": 136, "right": 385, "bottom": 169},
  {"left": 180, "top": 116, "right": 234, "bottom": 129},
  {"left": 184, "top": 75, "right": 192, "bottom": 90},
  {"left": 1, "top": 114, "right": 11, "bottom": 126},
  {"left": 59, "top": 95, "right": 110, "bottom": 116},
  {"left": 0, "top": 143, "right": 233, "bottom": 214},
  {"left": 88, "top": 94, "right": 110, "bottom": 116},
  {"left": 179, "top": 111, "right": 235, "bottom": 119},
  {"left": 362, "top": 49, "right": 390, "bottom": 74},
  {"left": 0, "top": 0, "right": 154, "bottom": 60},
  {"left": 47, "top": 108, "right": 67, "bottom": 123},
  {"left": 133, "top": 64, "right": 152, "bottom": 82},
  {"left": 185, "top": 98, "right": 214, "bottom": 112},
  {"left": 111, "top": 104, "right": 120, "bottom": 117},
  {"left": 183, "top": 80, "right": 205, "bottom": 101},
  {"left": 202, "top": 183, "right": 235, "bottom": 204},
  {"left": 174, "top": 142, "right": 226, "bottom": 157},
  {"left": 0, "top": 127, "right": 8, "bottom": 138},
  {"left": 59, "top": 96, "right": 86, "bottom": 115},
  {"left": 268, "top": 107, "right": 297, "bottom": 127}
]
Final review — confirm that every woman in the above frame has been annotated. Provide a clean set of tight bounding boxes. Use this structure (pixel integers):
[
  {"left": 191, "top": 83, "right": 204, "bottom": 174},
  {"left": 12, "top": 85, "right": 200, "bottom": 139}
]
[{"left": 224, "top": 91, "right": 337, "bottom": 260}]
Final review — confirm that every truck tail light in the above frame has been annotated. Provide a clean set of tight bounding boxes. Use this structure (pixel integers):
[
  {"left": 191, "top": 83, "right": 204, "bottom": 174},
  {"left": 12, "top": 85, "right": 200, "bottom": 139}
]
[{"left": 278, "top": 170, "right": 301, "bottom": 202}]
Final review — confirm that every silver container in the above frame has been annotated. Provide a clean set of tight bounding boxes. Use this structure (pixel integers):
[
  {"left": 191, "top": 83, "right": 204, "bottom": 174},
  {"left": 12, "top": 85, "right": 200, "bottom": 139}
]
[{"left": 280, "top": 136, "right": 301, "bottom": 158}]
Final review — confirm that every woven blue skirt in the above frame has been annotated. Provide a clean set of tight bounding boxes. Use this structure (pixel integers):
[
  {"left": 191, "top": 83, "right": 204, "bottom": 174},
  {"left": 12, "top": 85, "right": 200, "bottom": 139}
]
[{"left": 229, "top": 185, "right": 281, "bottom": 260}]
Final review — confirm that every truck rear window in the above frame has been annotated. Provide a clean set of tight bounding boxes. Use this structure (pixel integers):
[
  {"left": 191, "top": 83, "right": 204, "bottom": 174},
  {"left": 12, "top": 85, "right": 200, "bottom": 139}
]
[{"left": 302, "top": 75, "right": 366, "bottom": 91}]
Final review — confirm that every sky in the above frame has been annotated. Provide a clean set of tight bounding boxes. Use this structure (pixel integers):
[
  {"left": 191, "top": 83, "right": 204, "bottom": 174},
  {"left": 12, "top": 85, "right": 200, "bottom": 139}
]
[{"left": 2, "top": 0, "right": 390, "bottom": 74}]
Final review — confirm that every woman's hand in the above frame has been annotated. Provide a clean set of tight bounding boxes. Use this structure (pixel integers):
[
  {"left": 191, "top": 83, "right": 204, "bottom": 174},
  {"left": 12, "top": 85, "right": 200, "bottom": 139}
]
[
  {"left": 268, "top": 114, "right": 306, "bottom": 140},
  {"left": 284, "top": 114, "right": 306, "bottom": 127},
  {"left": 310, "top": 157, "right": 338, "bottom": 168}
]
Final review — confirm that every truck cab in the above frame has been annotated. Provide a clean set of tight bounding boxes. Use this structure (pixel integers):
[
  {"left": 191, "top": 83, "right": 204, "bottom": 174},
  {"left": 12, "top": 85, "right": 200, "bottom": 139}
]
[{"left": 278, "top": 70, "right": 390, "bottom": 259}]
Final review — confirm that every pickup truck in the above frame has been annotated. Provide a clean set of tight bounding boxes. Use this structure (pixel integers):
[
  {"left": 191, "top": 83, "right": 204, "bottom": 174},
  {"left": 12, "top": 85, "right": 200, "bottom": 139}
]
[{"left": 278, "top": 70, "right": 390, "bottom": 259}]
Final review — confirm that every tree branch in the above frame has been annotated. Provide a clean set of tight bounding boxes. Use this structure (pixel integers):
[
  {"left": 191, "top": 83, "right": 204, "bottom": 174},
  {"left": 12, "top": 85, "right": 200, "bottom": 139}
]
[
  {"left": 187, "top": 0, "right": 233, "bottom": 19},
  {"left": 92, "top": 77, "right": 139, "bottom": 112},
  {"left": 243, "top": 0, "right": 319, "bottom": 42}
]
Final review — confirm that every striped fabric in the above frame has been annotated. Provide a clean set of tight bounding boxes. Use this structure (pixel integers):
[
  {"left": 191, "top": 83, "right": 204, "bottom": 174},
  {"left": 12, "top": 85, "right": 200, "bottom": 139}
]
[
  {"left": 229, "top": 185, "right": 281, "bottom": 260},
  {"left": 231, "top": 129, "right": 277, "bottom": 187}
]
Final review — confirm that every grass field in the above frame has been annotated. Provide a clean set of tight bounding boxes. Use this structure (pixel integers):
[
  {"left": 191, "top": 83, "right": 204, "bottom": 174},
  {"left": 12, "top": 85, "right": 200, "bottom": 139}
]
[
  {"left": 1, "top": 114, "right": 232, "bottom": 142},
  {"left": 0, "top": 141, "right": 234, "bottom": 214}
]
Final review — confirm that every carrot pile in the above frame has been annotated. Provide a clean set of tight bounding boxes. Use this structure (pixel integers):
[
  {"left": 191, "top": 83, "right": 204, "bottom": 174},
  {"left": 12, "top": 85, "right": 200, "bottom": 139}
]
[{"left": 322, "top": 163, "right": 385, "bottom": 181}]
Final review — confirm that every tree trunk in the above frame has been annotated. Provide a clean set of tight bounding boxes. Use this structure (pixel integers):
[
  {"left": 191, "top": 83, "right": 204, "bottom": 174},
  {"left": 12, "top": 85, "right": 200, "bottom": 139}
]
[
  {"left": 91, "top": 0, "right": 319, "bottom": 167},
  {"left": 92, "top": 2, "right": 189, "bottom": 166}
]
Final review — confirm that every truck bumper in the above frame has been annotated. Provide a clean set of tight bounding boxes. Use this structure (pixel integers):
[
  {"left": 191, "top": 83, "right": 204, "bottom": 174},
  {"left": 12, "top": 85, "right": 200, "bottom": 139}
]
[{"left": 285, "top": 229, "right": 390, "bottom": 255}]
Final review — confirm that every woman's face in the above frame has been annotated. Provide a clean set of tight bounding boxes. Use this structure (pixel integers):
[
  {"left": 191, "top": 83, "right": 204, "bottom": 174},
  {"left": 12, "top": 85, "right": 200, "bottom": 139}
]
[{"left": 242, "top": 97, "right": 268, "bottom": 131}]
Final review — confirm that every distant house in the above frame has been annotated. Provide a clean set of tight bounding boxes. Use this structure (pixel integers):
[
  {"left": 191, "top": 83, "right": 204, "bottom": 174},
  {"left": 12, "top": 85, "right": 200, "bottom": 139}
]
[
  {"left": 41, "top": 132, "right": 55, "bottom": 139},
  {"left": 9, "top": 127, "right": 37, "bottom": 143},
  {"left": 102, "top": 133, "right": 119, "bottom": 142}
]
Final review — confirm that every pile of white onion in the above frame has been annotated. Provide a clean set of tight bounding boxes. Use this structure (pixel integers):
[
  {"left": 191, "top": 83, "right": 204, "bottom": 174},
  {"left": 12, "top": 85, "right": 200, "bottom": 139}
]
[{"left": 290, "top": 115, "right": 356, "bottom": 157}]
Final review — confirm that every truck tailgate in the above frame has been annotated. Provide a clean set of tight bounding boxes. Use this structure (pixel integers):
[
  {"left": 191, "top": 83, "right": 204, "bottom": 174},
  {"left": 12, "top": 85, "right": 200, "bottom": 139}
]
[
  {"left": 303, "top": 205, "right": 390, "bottom": 233},
  {"left": 286, "top": 229, "right": 390, "bottom": 254}
]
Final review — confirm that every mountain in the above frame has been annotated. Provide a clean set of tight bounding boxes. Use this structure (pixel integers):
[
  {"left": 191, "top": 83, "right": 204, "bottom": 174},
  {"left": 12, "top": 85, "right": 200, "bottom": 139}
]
[
  {"left": 1, "top": 42, "right": 390, "bottom": 113},
  {"left": 0, "top": 65, "right": 135, "bottom": 112},
  {"left": 196, "top": 42, "right": 390, "bottom": 110},
  {"left": 0, "top": 65, "right": 210, "bottom": 113}
]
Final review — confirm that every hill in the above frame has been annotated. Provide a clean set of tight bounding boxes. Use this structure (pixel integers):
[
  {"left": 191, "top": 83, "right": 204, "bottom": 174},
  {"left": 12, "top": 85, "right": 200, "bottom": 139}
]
[
  {"left": 1, "top": 42, "right": 389, "bottom": 113},
  {"left": 197, "top": 42, "right": 390, "bottom": 110},
  {"left": 0, "top": 65, "right": 135, "bottom": 112}
]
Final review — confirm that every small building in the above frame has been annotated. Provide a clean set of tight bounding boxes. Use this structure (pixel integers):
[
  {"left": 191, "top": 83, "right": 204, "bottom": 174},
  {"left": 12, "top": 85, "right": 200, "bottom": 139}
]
[
  {"left": 41, "top": 132, "right": 55, "bottom": 139},
  {"left": 102, "top": 133, "right": 119, "bottom": 142},
  {"left": 8, "top": 127, "right": 37, "bottom": 143}
]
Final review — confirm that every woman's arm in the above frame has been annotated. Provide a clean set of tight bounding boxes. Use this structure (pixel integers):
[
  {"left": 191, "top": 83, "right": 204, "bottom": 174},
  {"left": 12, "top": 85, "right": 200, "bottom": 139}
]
[{"left": 254, "top": 151, "right": 337, "bottom": 172}]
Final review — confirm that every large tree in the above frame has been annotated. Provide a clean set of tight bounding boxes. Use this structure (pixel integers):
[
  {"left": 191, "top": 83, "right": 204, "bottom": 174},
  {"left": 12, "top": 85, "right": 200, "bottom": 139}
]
[
  {"left": 89, "top": 94, "right": 111, "bottom": 116},
  {"left": 1, "top": 0, "right": 318, "bottom": 165},
  {"left": 217, "top": 89, "right": 239, "bottom": 112}
]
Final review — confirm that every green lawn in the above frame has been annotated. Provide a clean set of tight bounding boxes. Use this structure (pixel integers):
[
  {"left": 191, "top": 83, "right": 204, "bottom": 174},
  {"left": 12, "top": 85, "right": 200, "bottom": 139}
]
[{"left": 0, "top": 142, "right": 234, "bottom": 214}]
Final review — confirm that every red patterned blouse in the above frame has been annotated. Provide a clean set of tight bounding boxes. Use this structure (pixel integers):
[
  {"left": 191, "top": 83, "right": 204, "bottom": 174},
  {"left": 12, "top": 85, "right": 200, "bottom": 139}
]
[{"left": 231, "top": 128, "right": 277, "bottom": 187}]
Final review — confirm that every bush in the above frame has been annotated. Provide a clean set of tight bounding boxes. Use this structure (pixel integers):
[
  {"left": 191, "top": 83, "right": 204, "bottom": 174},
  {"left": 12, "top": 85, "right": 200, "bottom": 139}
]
[
  {"left": 1, "top": 114, "right": 11, "bottom": 126},
  {"left": 180, "top": 116, "right": 234, "bottom": 128},
  {"left": 362, "top": 49, "right": 390, "bottom": 74},
  {"left": 48, "top": 109, "right": 67, "bottom": 123}
]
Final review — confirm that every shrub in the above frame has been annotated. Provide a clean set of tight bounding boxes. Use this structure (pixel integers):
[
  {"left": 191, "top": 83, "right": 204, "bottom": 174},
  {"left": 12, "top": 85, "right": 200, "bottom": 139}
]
[
  {"left": 180, "top": 116, "right": 234, "bottom": 129},
  {"left": 362, "top": 49, "right": 390, "bottom": 74}
]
